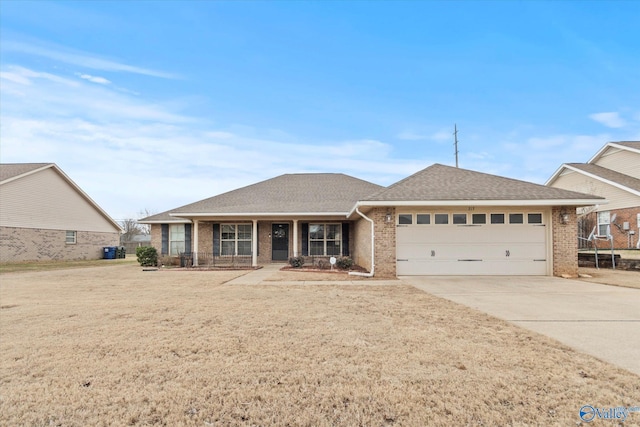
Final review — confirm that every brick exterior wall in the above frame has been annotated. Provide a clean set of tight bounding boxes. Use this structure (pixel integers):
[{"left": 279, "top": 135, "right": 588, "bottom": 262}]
[
  {"left": 0, "top": 226, "right": 119, "bottom": 262},
  {"left": 552, "top": 207, "right": 578, "bottom": 277},
  {"left": 372, "top": 207, "right": 397, "bottom": 278},
  {"left": 580, "top": 207, "right": 640, "bottom": 249},
  {"left": 352, "top": 214, "right": 373, "bottom": 272}
]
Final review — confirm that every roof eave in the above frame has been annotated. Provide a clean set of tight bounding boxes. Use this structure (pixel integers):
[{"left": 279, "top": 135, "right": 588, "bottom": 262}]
[
  {"left": 353, "top": 199, "right": 607, "bottom": 208},
  {"left": 168, "top": 212, "right": 351, "bottom": 218}
]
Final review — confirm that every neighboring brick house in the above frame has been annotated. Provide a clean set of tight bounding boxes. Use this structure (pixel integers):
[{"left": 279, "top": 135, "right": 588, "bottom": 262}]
[
  {"left": 0, "top": 163, "right": 122, "bottom": 262},
  {"left": 546, "top": 141, "right": 640, "bottom": 250},
  {"left": 140, "top": 164, "right": 603, "bottom": 278}
]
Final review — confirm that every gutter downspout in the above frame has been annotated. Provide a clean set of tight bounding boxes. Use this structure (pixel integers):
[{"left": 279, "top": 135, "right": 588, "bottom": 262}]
[{"left": 349, "top": 206, "right": 375, "bottom": 278}]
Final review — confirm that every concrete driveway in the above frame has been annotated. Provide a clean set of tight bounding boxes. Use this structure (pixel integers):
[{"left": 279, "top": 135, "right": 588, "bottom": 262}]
[{"left": 403, "top": 276, "right": 640, "bottom": 376}]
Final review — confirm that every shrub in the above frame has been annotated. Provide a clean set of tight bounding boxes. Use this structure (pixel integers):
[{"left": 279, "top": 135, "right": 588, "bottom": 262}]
[
  {"left": 288, "top": 256, "right": 305, "bottom": 268},
  {"left": 136, "top": 246, "right": 158, "bottom": 267},
  {"left": 336, "top": 256, "right": 354, "bottom": 270}
]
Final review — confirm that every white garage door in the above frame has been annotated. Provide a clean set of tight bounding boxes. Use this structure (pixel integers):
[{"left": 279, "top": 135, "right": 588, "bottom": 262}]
[{"left": 396, "top": 215, "right": 547, "bottom": 276}]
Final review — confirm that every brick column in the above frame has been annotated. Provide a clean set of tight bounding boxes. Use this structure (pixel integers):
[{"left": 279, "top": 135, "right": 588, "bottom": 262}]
[
  {"left": 372, "top": 207, "right": 397, "bottom": 278},
  {"left": 552, "top": 206, "right": 578, "bottom": 277}
]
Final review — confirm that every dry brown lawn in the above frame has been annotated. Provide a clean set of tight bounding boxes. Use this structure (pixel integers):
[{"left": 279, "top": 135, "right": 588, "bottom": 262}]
[
  {"left": 1, "top": 265, "right": 639, "bottom": 426},
  {"left": 578, "top": 267, "right": 640, "bottom": 289}
]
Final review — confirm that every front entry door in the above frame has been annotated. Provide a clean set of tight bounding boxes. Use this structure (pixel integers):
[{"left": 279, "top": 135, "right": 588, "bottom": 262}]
[{"left": 272, "top": 223, "right": 289, "bottom": 261}]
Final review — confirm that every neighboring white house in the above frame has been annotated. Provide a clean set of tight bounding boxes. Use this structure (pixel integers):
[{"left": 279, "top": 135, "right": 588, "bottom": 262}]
[
  {"left": 0, "top": 163, "right": 122, "bottom": 262},
  {"left": 546, "top": 141, "right": 640, "bottom": 249}
]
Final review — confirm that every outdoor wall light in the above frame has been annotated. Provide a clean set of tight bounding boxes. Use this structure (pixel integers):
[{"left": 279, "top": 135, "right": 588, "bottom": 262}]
[
  {"left": 560, "top": 211, "right": 570, "bottom": 224},
  {"left": 385, "top": 212, "right": 393, "bottom": 223}
]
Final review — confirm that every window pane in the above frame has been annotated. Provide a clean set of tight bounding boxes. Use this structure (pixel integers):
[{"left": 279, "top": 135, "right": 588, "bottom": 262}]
[
  {"left": 398, "top": 214, "right": 412, "bottom": 224},
  {"left": 528, "top": 213, "right": 542, "bottom": 224},
  {"left": 65, "top": 231, "right": 76, "bottom": 244},
  {"left": 326, "top": 224, "right": 340, "bottom": 240},
  {"left": 309, "top": 224, "right": 324, "bottom": 239},
  {"left": 453, "top": 214, "right": 467, "bottom": 224},
  {"left": 326, "top": 241, "right": 341, "bottom": 255},
  {"left": 237, "top": 241, "right": 252, "bottom": 255},
  {"left": 491, "top": 213, "right": 505, "bottom": 224},
  {"left": 170, "top": 241, "right": 185, "bottom": 255},
  {"left": 237, "top": 224, "right": 252, "bottom": 240},
  {"left": 509, "top": 213, "right": 524, "bottom": 224},
  {"left": 310, "top": 241, "right": 324, "bottom": 256},
  {"left": 472, "top": 214, "right": 486, "bottom": 224},
  {"left": 170, "top": 224, "right": 185, "bottom": 240},
  {"left": 221, "top": 224, "right": 236, "bottom": 240},
  {"left": 221, "top": 241, "right": 235, "bottom": 256},
  {"left": 417, "top": 214, "right": 430, "bottom": 224},
  {"left": 435, "top": 214, "right": 448, "bottom": 224}
]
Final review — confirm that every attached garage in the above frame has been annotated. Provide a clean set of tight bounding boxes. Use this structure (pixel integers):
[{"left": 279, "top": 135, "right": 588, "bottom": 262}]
[
  {"left": 351, "top": 164, "right": 605, "bottom": 277},
  {"left": 396, "top": 210, "right": 549, "bottom": 275}
]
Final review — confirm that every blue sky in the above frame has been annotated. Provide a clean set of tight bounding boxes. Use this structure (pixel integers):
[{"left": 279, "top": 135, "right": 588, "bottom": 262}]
[{"left": 1, "top": 1, "right": 639, "bottom": 221}]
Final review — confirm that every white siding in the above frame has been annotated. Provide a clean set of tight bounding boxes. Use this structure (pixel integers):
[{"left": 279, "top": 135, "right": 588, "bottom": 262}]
[
  {"left": 552, "top": 170, "right": 640, "bottom": 211},
  {"left": 0, "top": 168, "right": 119, "bottom": 232},
  {"left": 594, "top": 147, "right": 640, "bottom": 179}
]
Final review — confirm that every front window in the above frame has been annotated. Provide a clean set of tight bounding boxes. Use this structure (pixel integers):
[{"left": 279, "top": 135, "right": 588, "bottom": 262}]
[
  {"left": 169, "top": 224, "right": 185, "bottom": 255},
  {"left": 309, "top": 223, "right": 341, "bottom": 256},
  {"left": 221, "top": 224, "right": 252, "bottom": 256},
  {"left": 65, "top": 231, "right": 76, "bottom": 244},
  {"left": 597, "top": 211, "right": 611, "bottom": 236}
]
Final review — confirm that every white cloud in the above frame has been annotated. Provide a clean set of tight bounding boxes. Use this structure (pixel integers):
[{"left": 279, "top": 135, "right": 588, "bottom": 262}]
[
  {"left": 0, "top": 65, "right": 426, "bottom": 219},
  {"left": 77, "top": 73, "right": 111, "bottom": 85},
  {"left": 589, "top": 112, "right": 626, "bottom": 128},
  {"left": 2, "top": 40, "right": 176, "bottom": 79},
  {"left": 397, "top": 129, "right": 451, "bottom": 142}
]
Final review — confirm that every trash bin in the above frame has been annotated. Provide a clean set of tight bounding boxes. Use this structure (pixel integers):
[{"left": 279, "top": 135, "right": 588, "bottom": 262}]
[
  {"left": 103, "top": 246, "right": 117, "bottom": 259},
  {"left": 116, "top": 246, "right": 126, "bottom": 259}
]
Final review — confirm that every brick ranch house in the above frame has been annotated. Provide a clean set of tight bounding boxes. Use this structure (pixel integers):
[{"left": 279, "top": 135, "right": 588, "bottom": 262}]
[
  {"left": 546, "top": 141, "right": 640, "bottom": 250},
  {"left": 140, "top": 164, "right": 604, "bottom": 278},
  {"left": 0, "top": 163, "right": 122, "bottom": 262}
]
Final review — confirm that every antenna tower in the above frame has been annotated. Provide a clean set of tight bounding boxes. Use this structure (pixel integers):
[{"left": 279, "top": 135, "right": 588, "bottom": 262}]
[{"left": 453, "top": 124, "right": 459, "bottom": 168}]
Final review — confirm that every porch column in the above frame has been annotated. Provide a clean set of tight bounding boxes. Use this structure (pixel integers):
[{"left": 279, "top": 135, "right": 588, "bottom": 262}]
[
  {"left": 252, "top": 219, "right": 258, "bottom": 267},
  {"left": 293, "top": 219, "right": 298, "bottom": 257},
  {"left": 193, "top": 219, "right": 199, "bottom": 266}
]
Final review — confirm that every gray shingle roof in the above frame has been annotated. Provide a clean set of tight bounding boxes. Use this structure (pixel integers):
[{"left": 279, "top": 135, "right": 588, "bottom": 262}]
[
  {"left": 363, "top": 164, "right": 604, "bottom": 202},
  {"left": 613, "top": 141, "right": 640, "bottom": 150},
  {"left": 567, "top": 163, "right": 640, "bottom": 193},
  {"left": 147, "top": 173, "right": 384, "bottom": 218},
  {"left": 0, "top": 163, "right": 52, "bottom": 183}
]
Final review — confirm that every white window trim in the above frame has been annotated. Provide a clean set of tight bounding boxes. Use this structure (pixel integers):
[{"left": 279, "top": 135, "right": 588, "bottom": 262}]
[
  {"left": 220, "top": 223, "right": 252, "bottom": 256},
  {"left": 309, "top": 223, "right": 342, "bottom": 256},
  {"left": 597, "top": 211, "right": 611, "bottom": 237},
  {"left": 169, "top": 224, "right": 185, "bottom": 256},
  {"left": 65, "top": 230, "right": 77, "bottom": 245}
]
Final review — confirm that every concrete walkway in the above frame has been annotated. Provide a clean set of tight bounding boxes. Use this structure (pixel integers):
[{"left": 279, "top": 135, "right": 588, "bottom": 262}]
[
  {"left": 225, "top": 264, "right": 398, "bottom": 286},
  {"left": 404, "top": 275, "right": 640, "bottom": 376}
]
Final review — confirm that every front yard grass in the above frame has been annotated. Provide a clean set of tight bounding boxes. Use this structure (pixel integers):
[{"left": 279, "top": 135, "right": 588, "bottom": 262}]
[{"left": 1, "top": 264, "right": 638, "bottom": 426}]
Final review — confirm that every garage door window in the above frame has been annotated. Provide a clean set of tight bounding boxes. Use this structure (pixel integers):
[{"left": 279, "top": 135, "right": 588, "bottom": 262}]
[
  {"left": 453, "top": 213, "right": 467, "bottom": 224},
  {"left": 491, "top": 213, "right": 505, "bottom": 224},
  {"left": 509, "top": 213, "right": 524, "bottom": 224},
  {"left": 398, "top": 214, "right": 413, "bottom": 225},
  {"left": 435, "top": 214, "right": 449, "bottom": 224},
  {"left": 417, "top": 214, "right": 431, "bottom": 224},
  {"left": 528, "top": 213, "right": 543, "bottom": 224},
  {"left": 472, "top": 214, "right": 486, "bottom": 224}
]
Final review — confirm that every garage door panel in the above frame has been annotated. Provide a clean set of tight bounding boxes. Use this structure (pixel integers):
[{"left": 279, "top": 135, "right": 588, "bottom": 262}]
[{"left": 396, "top": 222, "right": 548, "bottom": 276}]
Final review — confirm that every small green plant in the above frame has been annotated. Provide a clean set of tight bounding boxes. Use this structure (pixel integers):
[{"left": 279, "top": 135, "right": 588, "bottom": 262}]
[
  {"left": 336, "top": 256, "right": 353, "bottom": 270},
  {"left": 288, "top": 256, "right": 305, "bottom": 268},
  {"left": 136, "top": 246, "right": 158, "bottom": 267}
]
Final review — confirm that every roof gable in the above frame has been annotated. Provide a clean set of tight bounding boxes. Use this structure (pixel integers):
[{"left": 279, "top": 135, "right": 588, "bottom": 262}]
[
  {"left": 147, "top": 173, "right": 384, "bottom": 218},
  {"left": 362, "top": 164, "right": 603, "bottom": 203},
  {"left": 559, "top": 164, "right": 640, "bottom": 196},
  {"left": 0, "top": 163, "right": 122, "bottom": 231},
  {"left": 588, "top": 141, "right": 640, "bottom": 164}
]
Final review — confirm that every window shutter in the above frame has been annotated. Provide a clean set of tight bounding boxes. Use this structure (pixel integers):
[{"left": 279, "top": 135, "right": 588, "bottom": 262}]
[
  {"left": 301, "top": 223, "right": 309, "bottom": 256},
  {"left": 213, "top": 223, "right": 220, "bottom": 256},
  {"left": 342, "top": 222, "right": 350, "bottom": 256},
  {"left": 185, "top": 223, "right": 192, "bottom": 254},
  {"left": 161, "top": 224, "right": 168, "bottom": 255},
  {"left": 256, "top": 222, "right": 259, "bottom": 256}
]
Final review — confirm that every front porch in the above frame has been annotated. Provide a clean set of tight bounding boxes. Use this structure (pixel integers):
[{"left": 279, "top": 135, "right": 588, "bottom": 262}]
[{"left": 187, "top": 219, "right": 354, "bottom": 268}]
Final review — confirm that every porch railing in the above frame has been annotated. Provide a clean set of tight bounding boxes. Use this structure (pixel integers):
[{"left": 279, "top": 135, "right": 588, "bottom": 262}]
[{"left": 178, "top": 252, "right": 253, "bottom": 268}]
